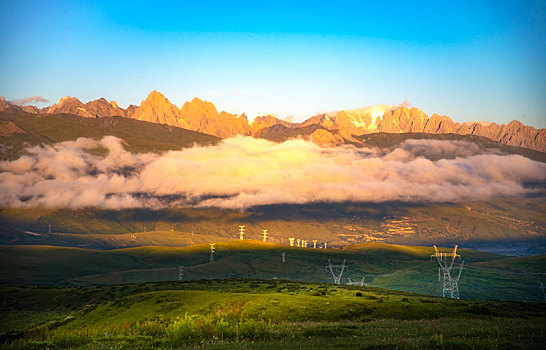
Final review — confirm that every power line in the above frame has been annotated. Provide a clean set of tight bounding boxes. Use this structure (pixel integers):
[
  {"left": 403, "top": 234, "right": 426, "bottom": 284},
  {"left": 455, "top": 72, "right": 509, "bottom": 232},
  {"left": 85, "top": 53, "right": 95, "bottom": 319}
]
[
  {"left": 431, "top": 245, "right": 464, "bottom": 299},
  {"left": 209, "top": 243, "right": 215, "bottom": 263},
  {"left": 347, "top": 276, "right": 365, "bottom": 286},
  {"left": 178, "top": 265, "right": 184, "bottom": 280},
  {"left": 325, "top": 259, "right": 347, "bottom": 284}
]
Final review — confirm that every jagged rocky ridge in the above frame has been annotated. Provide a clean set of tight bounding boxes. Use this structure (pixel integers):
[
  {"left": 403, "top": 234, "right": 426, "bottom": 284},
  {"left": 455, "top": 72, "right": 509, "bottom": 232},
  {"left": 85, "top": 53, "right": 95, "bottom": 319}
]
[{"left": 1, "top": 91, "right": 544, "bottom": 152}]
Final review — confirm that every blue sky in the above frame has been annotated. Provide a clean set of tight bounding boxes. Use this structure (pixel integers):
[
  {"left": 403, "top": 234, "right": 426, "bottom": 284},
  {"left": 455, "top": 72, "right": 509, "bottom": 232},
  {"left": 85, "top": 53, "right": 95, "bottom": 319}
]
[{"left": 1, "top": 0, "right": 545, "bottom": 127}]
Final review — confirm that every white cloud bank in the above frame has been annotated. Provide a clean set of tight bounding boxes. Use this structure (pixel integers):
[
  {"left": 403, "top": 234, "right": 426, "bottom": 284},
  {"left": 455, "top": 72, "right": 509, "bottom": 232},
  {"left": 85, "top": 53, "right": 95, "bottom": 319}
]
[{"left": 1, "top": 136, "right": 545, "bottom": 209}]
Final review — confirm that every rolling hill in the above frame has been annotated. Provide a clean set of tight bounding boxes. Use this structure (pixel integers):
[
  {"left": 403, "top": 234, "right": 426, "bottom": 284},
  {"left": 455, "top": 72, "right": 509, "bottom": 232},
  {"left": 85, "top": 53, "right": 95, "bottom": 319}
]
[
  {"left": 2, "top": 199, "right": 544, "bottom": 255},
  {"left": 0, "top": 112, "right": 219, "bottom": 160},
  {"left": 1, "top": 241, "right": 544, "bottom": 303},
  {"left": 2, "top": 279, "right": 545, "bottom": 349},
  {"left": 1, "top": 241, "right": 545, "bottom": 349}
]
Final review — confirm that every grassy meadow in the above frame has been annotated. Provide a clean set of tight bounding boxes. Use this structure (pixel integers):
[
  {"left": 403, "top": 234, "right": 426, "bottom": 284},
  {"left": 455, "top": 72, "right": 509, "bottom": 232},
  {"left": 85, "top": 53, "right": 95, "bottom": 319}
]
[
  {"left": 1, "top": 241, "right": 544, "bottom": 302},
  {"left": 1, "top": 233, "right": 544, "bottom": 348},
  {"left": 1, "top": 279, "right": 545, "bottom": 349},
  {"left": 2, "top": 197, "right": 545, "bottom": 254}
]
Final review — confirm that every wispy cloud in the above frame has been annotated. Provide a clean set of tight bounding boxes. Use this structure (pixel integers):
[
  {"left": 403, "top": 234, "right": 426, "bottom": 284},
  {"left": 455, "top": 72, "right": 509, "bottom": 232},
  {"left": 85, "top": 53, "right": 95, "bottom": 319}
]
[
  {"left": 10, "top": 96, "right": 48, "bottom": 105},
  {"left": 1, "top": 136, "right": 544, "bottom": 209},
  {"left": 396, "top": 99, "right": 412, "bottom": 109}
]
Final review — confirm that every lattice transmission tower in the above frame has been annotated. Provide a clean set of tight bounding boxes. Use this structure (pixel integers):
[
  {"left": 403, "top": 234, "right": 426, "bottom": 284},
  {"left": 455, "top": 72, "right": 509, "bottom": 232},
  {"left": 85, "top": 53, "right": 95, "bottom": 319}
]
[
  {"left": 347, "top": 276, "right": 365, "bottom": 286},
  {"left": 178, "top": 265, "right": 184, "bottom": 280},
  {"left": 325, "top": 259, "right": 347, "bottom": 284},
  {"left": 431, "top": 245, "right": 464, "bottom": 299},
  {"left": 209, "top": 243, "right": 216, "bottom": 263}
]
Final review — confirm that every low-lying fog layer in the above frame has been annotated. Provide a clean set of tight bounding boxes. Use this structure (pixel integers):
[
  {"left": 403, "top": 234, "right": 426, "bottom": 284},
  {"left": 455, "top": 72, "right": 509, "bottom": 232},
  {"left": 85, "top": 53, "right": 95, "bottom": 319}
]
[{"left": 1, "top": 136, "right": 545, "bottom": 209}]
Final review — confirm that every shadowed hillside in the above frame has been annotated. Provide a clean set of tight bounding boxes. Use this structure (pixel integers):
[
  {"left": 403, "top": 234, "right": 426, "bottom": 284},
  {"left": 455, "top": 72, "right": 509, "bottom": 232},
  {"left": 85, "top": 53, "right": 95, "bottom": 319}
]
[
  {"left": 0, "top": 112, "right": 219, "bottom": 160},
  {"left": 1, "top": 242, "right": 544, "bottom": 303},
  {"left": 2, "top": 199, "right": 545, "bottom": 255}
]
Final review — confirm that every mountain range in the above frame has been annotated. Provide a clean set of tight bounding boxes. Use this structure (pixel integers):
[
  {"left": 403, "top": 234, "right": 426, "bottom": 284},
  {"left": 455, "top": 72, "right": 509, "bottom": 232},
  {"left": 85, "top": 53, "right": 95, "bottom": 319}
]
[{"left": 1, "top": 91, "right": 544, "bottom": 151}]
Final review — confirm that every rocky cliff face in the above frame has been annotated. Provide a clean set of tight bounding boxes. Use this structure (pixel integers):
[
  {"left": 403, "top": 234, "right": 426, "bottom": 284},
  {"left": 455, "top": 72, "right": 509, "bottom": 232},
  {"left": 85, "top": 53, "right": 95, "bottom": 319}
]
[
  {"left": 131, "top": 90, "right": 184, "bottom": 127},
  {"left": 84, "top": 98, "right": 127, "bottom": 118},
  {"left": 371, "top": 107, "right": 545, "bottom": 151},
  {"left": 457, "top": 119, "right": 545, "bottom": 151},
  {"left": 0, "top": 97, "right": 21, "bottom": 114},
  {"left": 1, "top": 95, "right": 127, "bottom": 119},
  {"left": 254, "top": 123, "right": 345, "bottom": 146},
  {"left": 2, "top": 92, "right": 544, "bottom": 152},
  {"left": 308, "top": 106, "right": 545, "bottom": 152},
  {"left": 251, "top": 115, "right": 294, "bottom": 134},
  {"left": 0, "top": 97, "right": 41, "bottom": 114},
  {"left": 45, "top": 96, "right": 94, "bottom": 117},
  {"left": 179, "top": 97, "right": 252, "bottom": 137},
  {"left": 43, "top": 96, "right": 127, "bottom": 118},
  {"left": 129, "top": 92, "right": 253, "bottom": 137}
]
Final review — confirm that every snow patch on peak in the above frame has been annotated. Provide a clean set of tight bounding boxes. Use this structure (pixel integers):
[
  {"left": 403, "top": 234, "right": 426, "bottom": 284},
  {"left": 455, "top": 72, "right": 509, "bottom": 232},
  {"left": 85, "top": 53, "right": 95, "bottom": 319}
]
[
  {"left": 350, "top": 114, "right": 368, "bottom": 129},
  {"left": 370, "top": 110, "right": 384, "bottom": 129},
  {"left": 348, "top": 106, "right": 389, "bottom": 130}
]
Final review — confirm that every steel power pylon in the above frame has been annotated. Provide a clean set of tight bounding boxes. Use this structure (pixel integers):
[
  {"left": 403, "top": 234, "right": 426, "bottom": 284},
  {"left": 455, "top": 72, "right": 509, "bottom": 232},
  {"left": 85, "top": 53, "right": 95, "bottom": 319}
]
[
  {"left": 325, "top": 259, "right": 347, "bottom": 284},
  {"left": 431, "top": 245, "right": 464, "bottom": 299},
  {"left": 209, "top": 243, "right": 216, "bottom": 263},
  {"left": 347, "top": 276, "right": 365, "bottom": 287}
]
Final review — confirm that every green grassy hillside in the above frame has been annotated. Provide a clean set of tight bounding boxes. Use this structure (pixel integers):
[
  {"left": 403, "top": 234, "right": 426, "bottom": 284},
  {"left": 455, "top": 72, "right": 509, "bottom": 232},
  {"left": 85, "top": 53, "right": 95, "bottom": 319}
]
[
  {"left": 1, "top": 279, "right": 545, "bottom": 349},
  {"left": 2, "top": 199, "right": 544, "bottom": 254},
  {"left": 0, "top": 112, "right": 219, "bottom": 160},
  {"left": 1, "top": 242, "right": 544, "bottom": 303}
]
